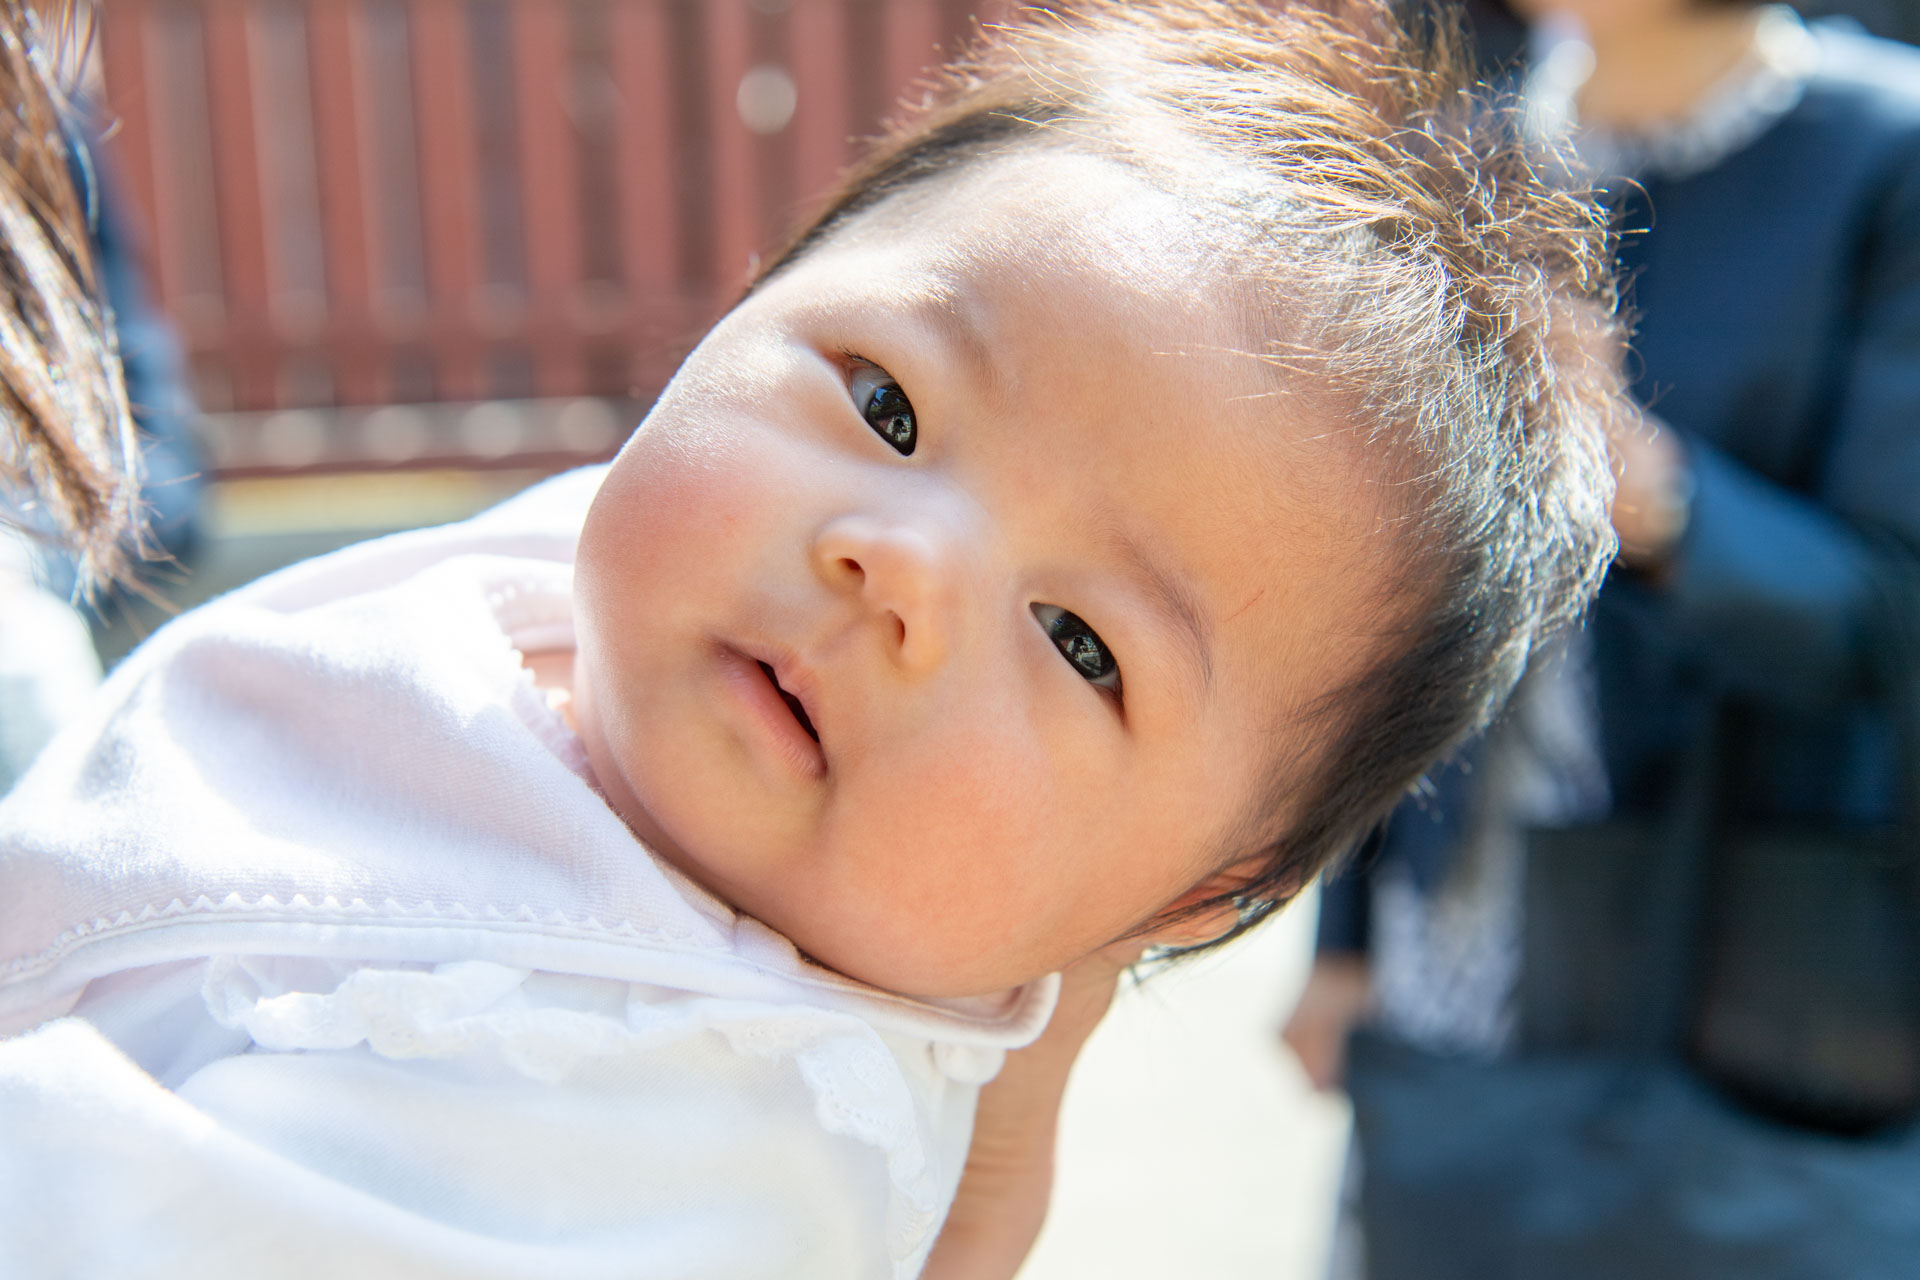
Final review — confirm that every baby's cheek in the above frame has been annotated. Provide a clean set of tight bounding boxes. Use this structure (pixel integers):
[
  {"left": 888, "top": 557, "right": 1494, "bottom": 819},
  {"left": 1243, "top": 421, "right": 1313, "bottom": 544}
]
[
  {"left": 578, "top": 441, "right": 780, "bottom": 654},
  {"left": 854, "top": 719, "right": 1063, "bottom": 922},
  {"left": 608, "top": 420, "right": 754, "bottom": 540}
]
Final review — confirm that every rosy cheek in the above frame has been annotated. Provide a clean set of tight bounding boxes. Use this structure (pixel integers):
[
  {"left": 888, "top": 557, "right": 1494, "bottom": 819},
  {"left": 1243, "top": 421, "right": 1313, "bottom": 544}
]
[
  {"left": 610, "top": 430, "right": 747, "bottom": 534},
  {"left": 853, "top": 700, "right": 1059, "bottom": 911}
]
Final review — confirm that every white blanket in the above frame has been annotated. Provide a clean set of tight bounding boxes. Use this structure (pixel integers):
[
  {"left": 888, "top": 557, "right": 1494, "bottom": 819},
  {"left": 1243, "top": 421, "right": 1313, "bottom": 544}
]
[{"left": 0, "top": 468, "right": 1055, "bottom": 1278}]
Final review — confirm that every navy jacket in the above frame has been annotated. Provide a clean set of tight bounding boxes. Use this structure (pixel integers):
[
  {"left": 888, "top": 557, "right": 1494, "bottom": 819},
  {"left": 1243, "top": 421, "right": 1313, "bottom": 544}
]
[{"left": 1322, "top": 27, "right": 1920, "bottom": 951}]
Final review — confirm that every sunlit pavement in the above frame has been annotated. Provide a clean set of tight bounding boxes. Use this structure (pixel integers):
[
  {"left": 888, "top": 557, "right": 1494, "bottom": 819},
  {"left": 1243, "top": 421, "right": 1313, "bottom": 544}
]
[{"left": 1020, "top": 886, "right": 1350, "bottom": 1280}]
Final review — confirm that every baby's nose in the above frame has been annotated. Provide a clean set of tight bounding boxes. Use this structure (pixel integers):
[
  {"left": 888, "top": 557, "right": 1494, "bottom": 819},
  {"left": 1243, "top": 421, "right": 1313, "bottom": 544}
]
[{"left": 810, "top": 514, "right": 955, "bottom": 674}]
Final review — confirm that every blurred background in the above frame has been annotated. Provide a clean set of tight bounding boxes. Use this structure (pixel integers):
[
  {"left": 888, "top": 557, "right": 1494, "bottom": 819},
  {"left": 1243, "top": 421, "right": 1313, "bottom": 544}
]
[{"left": 84, "top": 0, "right": 1013, "bottom": 657}]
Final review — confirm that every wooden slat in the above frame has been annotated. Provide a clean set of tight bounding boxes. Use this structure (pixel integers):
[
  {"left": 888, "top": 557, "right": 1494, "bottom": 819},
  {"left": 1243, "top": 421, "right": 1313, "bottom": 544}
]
[
  {"left": 307, "top": 0, "right": 382, "bottom": 403},
  {"left": 356, "top": 2, "right": 430, "bottom": 317},
  {"left": 609, "top": 0, "right": 700, "bottom": 390},
  {"left": 609, "top": 0, "right": 678, "bottom": 293},
  {"left": 703, "top": 0, "right": 761, "bottom": 298},
  {"left": 748, "top": 4, "right": 794, "bottom": 263},
  {"left": 146, "top": 7, "right": 231, "bottom": 371},
  {"left": 788, "top": 0, "right": 851, "bottom": 224},
  {"left": 881, "top": 0, "right": 942, "bottom": 125},
  {"left": 201, "top": 0, "right": 275, "bottom": 409},
  {"left": 409, "top": 0, "right": 485, "bottom": 399},
  {"left": 96, "top": 1, "right": 168, "bottom": 315},
  {"left": 510, "top": 0, "right": 582, "bottom": 395}
]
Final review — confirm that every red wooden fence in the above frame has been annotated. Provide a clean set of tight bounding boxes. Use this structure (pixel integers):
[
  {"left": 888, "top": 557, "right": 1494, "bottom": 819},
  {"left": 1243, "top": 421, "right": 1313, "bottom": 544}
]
[{"left": 96, "top": 0, "right": 1004, "bottom": 472}]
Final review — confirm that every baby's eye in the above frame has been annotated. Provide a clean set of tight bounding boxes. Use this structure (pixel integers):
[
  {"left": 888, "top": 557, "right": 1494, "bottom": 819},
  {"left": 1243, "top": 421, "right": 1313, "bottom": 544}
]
[
  {"left": 849, "top": 362, "right": 916, "bottom": 456},
  {"left": 1032, "top": 604, "right": 1121, "bottom": 693}
]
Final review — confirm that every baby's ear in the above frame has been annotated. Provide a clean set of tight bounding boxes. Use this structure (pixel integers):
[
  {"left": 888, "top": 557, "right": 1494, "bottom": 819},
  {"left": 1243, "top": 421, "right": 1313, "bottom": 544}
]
[{"left": 1143, "top": 856, "right": 1299, "bottom": 950}]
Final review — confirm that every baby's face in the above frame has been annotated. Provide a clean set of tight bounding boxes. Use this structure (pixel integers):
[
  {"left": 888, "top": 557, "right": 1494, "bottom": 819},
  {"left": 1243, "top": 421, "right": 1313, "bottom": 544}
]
[{"left": 572, "top": 149, "right": 1390, "bottom": 997}]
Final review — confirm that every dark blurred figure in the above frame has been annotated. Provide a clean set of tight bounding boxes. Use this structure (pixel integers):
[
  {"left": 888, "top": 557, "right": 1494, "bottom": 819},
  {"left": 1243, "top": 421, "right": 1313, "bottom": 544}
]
[
  {"left": 2, "top": 123, "right": 204, "bottom": 793},
  {"left": 1290, "top": 2, "right": 1920, "bottom": 1277},
  {"left": 91, "top": 170, "right": 204, "bottom": 572},
  {"left": 1456, "top": 0, "right": 1919, "bottom": 70},
  {"left": 65, "top": 125, "right": 206, "bottom": 577},
  {"left": 1797, "top": 0, "right": 1920, "bottom": 44}
]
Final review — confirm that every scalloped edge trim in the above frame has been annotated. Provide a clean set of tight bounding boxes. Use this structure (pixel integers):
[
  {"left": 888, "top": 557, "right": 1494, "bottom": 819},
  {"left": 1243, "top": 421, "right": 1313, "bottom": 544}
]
[{"left": 0, "top": 894, "right": 1059, "bottom": 1048}]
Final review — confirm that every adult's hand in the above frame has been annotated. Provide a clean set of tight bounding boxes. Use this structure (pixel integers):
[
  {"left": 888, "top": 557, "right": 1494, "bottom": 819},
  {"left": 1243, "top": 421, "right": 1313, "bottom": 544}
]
[
  {"left": 1280, "top": 952, "right": 1374, "bottom": 1092},
  {"left": 922, "top": 941, "right": 1142, "bottom": 1280},
  {"left": 1609, "top": 411, "right": 1693, "bottom": 569}
]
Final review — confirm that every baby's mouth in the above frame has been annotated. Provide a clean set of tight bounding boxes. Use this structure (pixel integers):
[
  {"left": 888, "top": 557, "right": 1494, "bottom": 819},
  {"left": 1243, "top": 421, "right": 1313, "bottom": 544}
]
[{"left": 757, "top": 660, "right": 819, "bottom": 743}]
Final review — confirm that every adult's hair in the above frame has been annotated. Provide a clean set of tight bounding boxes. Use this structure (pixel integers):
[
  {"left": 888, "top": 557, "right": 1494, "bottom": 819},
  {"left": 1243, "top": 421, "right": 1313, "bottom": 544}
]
[
  {"left": 0, "top": 0, "right": 141, "bottom": 593},
  {"left": 759, "top": 0, "right": 1628, "bottom": 951}
]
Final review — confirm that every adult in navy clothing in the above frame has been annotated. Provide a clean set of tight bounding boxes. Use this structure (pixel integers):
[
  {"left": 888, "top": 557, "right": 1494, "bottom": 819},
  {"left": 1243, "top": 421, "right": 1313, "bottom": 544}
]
[{"left": 1287, "top": 1, "right": 1920, "bottom": 1271}]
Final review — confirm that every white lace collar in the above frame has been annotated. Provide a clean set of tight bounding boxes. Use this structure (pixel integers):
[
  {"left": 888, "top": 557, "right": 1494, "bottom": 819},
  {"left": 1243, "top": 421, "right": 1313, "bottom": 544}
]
[{"left": 1527, "top": 5, "right": 1819, "bottom": 181}]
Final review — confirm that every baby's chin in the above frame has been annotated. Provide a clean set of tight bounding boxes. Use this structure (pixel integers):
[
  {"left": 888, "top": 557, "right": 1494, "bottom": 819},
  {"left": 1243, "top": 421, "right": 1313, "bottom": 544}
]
[
  {"left": 637, "top": 831, "right": 1060, "bottom": 997},
  {"left": 609, "top": 806, "right": 1056, "bottom": 997},
  {"left": 566, "top": 653, "right": 1058, "bottom": 999},
  {"left": 768, "top": 908, "right": 1070, "bottom": 999}
]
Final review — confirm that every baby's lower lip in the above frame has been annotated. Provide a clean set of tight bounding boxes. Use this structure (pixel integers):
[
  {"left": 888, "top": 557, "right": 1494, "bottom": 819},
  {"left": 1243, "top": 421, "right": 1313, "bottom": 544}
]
[{"left": 714, "top": 644, "right": 826, "bottom": 779}]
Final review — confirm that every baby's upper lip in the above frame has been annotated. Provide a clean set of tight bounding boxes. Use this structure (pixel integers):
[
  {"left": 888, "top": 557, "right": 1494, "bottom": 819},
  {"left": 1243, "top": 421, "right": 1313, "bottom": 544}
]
[{"left": 735, "top": 639, "right": 826, "bottom": 749}]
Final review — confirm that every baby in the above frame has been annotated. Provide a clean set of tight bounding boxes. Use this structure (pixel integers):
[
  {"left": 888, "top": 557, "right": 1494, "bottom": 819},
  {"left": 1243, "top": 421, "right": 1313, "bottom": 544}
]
[{"left": 0, "top": 1, "right": 1626, "bottom": 1277}]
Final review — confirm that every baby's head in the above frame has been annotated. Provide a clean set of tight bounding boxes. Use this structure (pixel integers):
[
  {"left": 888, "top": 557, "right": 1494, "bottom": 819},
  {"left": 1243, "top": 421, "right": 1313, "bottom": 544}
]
[{"left": 570, "top": 0, "right": 1626, "bottom": 997}]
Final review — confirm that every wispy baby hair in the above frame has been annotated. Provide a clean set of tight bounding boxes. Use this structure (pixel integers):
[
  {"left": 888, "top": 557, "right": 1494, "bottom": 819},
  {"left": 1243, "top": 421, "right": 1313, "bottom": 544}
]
[
  {"left": 0, "top": 0, "right": 141, "bottom": 594},
  {"left": 764, "top": 0, "right": 1628, "bottom": 950}
]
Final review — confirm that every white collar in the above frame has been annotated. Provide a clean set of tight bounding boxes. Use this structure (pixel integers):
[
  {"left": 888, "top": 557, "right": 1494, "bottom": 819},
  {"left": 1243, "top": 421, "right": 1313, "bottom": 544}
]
[{"left": 1526, "top": 6, "right": 1819, "bottom": 181}]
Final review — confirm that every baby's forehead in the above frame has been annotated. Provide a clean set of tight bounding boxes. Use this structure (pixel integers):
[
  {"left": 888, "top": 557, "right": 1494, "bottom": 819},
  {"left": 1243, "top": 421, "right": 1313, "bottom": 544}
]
[
  {"left": 783, "top": 143, "right": 1411, "bottom": 662},
  {"left": 840, "top": 145, "right": 1232, "bottom": 294},
  {"left": 857, "top": 153, "right": 1388, "bottom": 502}
]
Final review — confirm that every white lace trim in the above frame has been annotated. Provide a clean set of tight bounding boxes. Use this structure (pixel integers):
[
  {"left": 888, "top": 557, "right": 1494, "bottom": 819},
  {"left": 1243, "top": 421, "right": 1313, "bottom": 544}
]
[
  {"left": 482, "top": 567, "right": 596, "bottom": 783},
  {"left": 203, "top": 957, "right": 948, "bottom": 1263},
  {"left": 710, "top": 1010, "right": 942, "bottom": 1261},
  {"left": 204, "top": 957, "right": 613, "bottom": 1080}
]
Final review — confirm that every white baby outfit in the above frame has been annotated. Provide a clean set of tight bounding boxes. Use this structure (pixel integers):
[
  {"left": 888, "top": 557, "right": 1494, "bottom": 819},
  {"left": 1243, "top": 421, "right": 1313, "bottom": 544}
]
[{"left": 0, "top": 468, "right": 1057, "bottom": 1279}]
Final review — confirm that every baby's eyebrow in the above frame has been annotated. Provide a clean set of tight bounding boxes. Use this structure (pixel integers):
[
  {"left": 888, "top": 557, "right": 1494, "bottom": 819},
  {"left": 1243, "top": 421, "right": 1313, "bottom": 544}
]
[
  {"left": 913, "top": 274, "right": 1002, "bottom": 404},
  {"left": 1112, "top": 523, "right": 1215, "bottom": 698}
]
